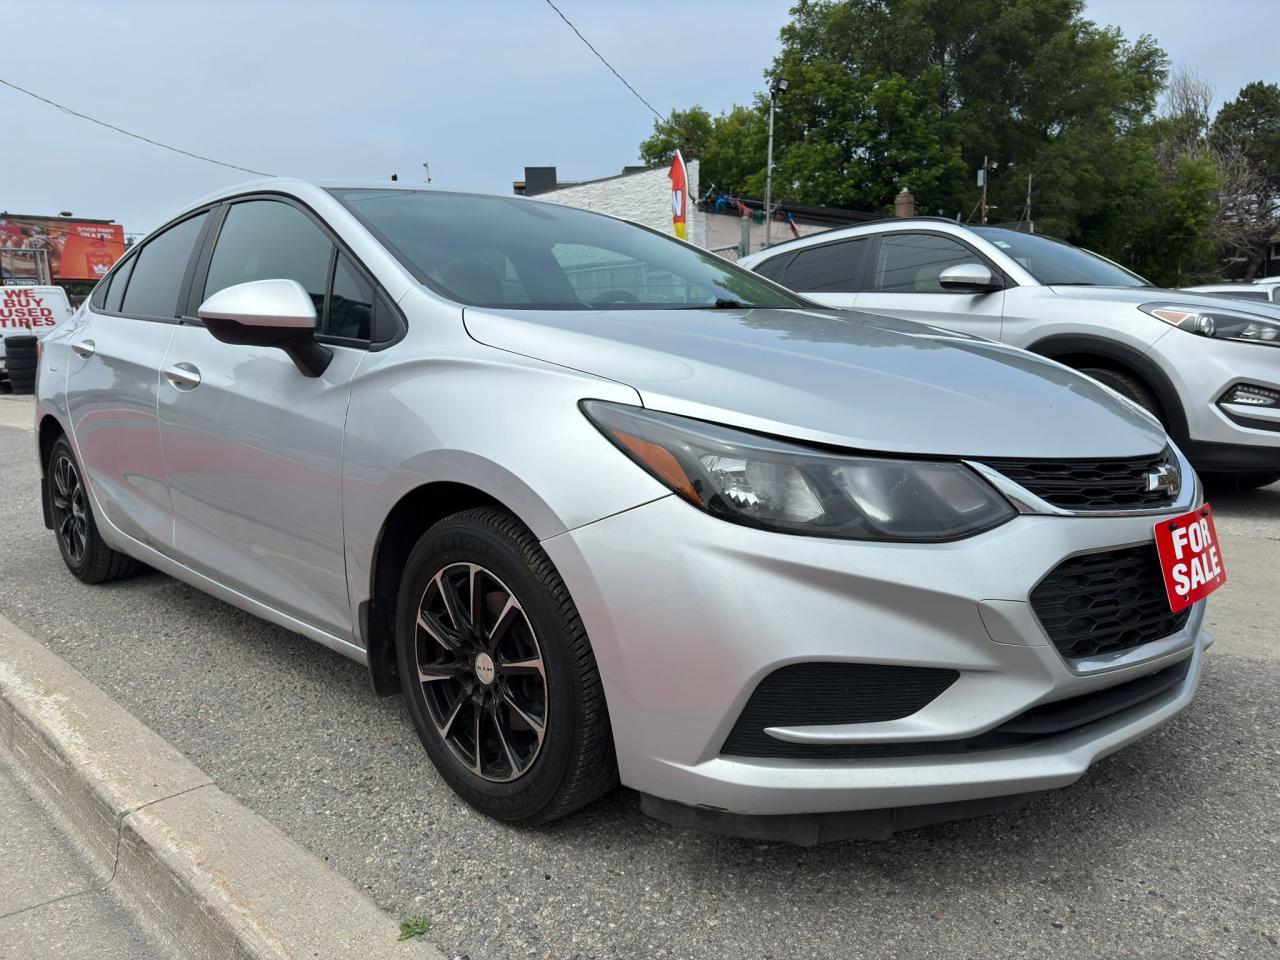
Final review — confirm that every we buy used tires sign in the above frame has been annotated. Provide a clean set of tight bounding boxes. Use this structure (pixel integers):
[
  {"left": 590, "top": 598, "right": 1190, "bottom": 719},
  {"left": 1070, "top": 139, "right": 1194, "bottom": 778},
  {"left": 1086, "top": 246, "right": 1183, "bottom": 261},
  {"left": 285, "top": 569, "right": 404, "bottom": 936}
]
[{"left": 1, "top": 285, "right": 72, "bottom": 336}]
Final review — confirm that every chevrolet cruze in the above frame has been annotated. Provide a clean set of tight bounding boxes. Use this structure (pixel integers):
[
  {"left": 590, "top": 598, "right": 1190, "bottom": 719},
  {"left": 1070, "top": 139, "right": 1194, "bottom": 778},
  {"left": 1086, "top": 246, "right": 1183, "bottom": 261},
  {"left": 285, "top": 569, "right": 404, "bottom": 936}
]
[{"left": 34, "top": 180, "right": 1218, "bottom": 844}]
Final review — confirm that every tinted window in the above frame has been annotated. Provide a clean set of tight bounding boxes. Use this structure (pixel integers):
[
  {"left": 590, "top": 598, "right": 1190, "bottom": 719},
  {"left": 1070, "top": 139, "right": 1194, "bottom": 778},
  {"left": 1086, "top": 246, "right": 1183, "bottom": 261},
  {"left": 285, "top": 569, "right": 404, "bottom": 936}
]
[
  {"left": 331, "top": 189, "right": 802, "bottom": 310},
  {"left": 971, "top": 227, "right": 1148, "bottom": 287},
  {"left": 874, "top": 234, "right": 988, "bottom": 293},
  {"left": 328, "top": 254, "right": 372, "bottom": 340},
  {"left": 752, "top": 253, "right": 793, "bottom": 283},
  {"left": 784, "top": 239, "right": 870, "bottom": 292},
  {"left": 204, "top": 200, "right": 333, "bottom": 315},
  {"left": 90, "top": 272, "right": 112, "bottom": 310},
  {"left": 103, "top": 256, "right": 134, "bottom": 312},
  {"left": 121, "top": 213, "right": 208, "bottom": 318}
]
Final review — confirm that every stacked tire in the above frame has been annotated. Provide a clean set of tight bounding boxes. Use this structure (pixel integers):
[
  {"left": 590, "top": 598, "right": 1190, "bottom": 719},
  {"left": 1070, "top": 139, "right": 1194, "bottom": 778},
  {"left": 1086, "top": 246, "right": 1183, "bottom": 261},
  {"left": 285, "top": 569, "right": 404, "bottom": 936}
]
[{"left": 5, "top": 336, "right": 38, "bottom": 395}]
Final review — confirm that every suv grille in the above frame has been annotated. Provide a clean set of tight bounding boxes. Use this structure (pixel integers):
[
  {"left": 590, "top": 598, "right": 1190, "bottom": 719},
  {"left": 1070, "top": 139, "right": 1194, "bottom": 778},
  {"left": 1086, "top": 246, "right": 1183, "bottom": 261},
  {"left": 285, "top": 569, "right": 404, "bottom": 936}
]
[
  {"left": 1030, "top": 544, "right": 1190, "bottom": 659},
  {"left": 981, "top": 447, "right": 1179, "bottom": 511}
]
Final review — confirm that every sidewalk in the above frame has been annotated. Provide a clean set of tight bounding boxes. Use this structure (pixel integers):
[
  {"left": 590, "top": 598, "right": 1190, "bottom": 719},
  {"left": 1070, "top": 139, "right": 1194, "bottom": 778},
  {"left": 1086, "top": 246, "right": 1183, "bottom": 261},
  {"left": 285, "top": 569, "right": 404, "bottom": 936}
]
[{"left": 0, "top": 744, "right": 175, "bottom": 960}]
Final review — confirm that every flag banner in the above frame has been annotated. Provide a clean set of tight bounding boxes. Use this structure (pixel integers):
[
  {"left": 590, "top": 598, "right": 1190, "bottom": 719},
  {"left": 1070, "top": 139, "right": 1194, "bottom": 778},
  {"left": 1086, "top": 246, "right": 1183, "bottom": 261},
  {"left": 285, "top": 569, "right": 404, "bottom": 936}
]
[{"left": 668, "top": 151, "right": 688, "bottom": 240}]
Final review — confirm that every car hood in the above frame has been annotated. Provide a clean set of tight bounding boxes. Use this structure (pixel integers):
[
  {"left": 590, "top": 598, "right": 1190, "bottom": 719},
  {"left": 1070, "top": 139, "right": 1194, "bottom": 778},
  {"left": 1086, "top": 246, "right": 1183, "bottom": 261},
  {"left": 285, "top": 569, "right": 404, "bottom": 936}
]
[
  {"left": 463, "top": 305, "right": 1167, "bottom": 458},
  {"left": 1049, "top": 284, "right": 1280, "bottom": 317}
]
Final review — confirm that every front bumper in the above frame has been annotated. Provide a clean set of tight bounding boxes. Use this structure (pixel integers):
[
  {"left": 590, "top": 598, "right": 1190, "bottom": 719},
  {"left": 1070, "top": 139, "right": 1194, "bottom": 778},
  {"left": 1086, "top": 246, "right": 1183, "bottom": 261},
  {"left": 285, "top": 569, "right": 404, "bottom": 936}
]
[
  {"left": 1151, "top": 330, "right": 1280, "bottom": 472},
  {"left": 542, "top": 495, "right": 1207, "bottom": 818}
]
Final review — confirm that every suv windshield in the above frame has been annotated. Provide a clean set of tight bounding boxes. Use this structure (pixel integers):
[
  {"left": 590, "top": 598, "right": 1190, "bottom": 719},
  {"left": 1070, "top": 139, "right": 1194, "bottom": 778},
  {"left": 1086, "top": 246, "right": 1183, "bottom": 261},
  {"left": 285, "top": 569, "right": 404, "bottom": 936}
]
[
  {"left": 330, "top": 189, "right": 803, "bottom": 310},
  {"left": 972, "top": 227, "right": 1149, "bottom": 288}
]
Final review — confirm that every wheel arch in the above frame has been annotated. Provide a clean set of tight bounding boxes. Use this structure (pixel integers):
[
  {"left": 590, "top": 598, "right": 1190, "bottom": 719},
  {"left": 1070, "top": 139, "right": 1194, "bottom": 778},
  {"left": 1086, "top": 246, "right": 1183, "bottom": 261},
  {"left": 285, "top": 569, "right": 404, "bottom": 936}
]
[
  {"left": 1026, "top": 334, "right": 1189, "bottom": 445},
  {"left": 37, "top": 414, "right": 68, "bottom": 530},
  {"left": 363, "top": 480, "right": 517, "bottom": 696}
]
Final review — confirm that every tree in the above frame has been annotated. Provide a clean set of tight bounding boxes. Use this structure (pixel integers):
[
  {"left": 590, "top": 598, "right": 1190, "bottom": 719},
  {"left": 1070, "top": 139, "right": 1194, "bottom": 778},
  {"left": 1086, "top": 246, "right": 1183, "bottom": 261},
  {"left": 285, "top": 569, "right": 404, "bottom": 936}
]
[
  {"left": 1212, "top": 82, "right": 1280, "bottom": 278},
  {"left": 638, "top": 107, "right": 715, "bottom": 166}
]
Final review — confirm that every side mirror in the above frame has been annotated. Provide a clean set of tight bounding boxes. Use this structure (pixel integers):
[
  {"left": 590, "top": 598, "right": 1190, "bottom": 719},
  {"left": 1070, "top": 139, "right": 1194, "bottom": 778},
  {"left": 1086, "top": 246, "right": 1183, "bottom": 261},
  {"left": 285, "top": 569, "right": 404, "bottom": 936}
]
[
  {"left": 938, "top": 262, "right": 1001, "bottom": 294},
  {"left": 197, "top": 278, "right": 332, "bottom": 377}
]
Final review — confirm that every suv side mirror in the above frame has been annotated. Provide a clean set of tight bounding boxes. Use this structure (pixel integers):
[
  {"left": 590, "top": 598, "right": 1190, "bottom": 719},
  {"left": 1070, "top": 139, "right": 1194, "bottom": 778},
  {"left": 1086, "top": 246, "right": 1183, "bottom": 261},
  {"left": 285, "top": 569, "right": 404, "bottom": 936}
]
[
  {"left": 938, "top": 263, "right": 1001, "bottom": 294},
  {"left": 197, "top": 279, "right": 332, "bottom": 377}
]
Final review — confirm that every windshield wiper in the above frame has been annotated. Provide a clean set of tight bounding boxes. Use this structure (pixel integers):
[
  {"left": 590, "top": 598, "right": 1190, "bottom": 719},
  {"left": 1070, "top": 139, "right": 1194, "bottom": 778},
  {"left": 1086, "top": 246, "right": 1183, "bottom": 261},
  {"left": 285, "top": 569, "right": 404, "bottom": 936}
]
[{"left": 712, "top": 298, "right": 748, "bottom": 308}]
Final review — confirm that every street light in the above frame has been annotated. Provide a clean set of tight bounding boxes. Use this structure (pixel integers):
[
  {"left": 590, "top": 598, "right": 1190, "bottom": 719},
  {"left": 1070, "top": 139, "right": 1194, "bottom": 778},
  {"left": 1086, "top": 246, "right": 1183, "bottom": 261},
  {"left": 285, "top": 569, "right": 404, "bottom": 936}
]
[{"left": 764, "top": 77, "right": 789, "bottom": 248}]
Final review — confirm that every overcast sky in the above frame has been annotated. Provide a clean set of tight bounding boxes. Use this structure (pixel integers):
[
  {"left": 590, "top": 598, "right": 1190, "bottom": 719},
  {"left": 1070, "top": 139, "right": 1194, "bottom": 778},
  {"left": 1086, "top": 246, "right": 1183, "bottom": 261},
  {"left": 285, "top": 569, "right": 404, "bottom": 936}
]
[{"left": 2, "top": 0, "right": 1273, "bottom": 237}]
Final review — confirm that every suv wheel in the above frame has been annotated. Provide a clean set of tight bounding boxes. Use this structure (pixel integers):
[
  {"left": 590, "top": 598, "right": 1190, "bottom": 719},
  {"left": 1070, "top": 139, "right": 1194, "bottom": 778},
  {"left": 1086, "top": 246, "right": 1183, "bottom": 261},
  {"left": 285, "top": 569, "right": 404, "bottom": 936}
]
[
  {"left": 1079, "top": 367, "right": 1162, "bottom": 421},
  {"left": 395, "top": 508, "right": 616, "bottom": 823},
  {"left": 46, "top": 437, "right": 141, "bottom": 583}
]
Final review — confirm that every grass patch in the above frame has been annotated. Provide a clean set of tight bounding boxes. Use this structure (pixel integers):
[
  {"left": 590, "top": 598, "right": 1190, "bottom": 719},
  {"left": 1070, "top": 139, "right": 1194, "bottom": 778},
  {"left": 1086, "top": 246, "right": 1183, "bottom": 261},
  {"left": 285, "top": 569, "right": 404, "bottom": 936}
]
[{"left": 398, "top": 915, "right": 432, "bottom": 941}]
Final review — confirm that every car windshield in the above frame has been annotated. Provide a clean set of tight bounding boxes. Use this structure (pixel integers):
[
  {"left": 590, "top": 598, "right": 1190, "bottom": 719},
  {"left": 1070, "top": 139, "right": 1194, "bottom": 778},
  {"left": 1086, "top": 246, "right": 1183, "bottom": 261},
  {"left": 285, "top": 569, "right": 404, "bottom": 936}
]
[
  {"left": 972, "top": 227, "right": 1150, "bottom": 288},
  {"left": 330, "top": 189, "right": 803, "bottom": 310}
]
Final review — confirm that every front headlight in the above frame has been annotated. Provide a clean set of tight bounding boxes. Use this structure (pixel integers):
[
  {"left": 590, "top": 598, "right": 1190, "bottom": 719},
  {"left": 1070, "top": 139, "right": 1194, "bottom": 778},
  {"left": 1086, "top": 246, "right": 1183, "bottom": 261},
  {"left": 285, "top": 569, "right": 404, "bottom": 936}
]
[
  {"left": 1141, "top": 302, "right": 1280, "bottom": 346},
  {"left": 582, "top": 401, "right": 1016, "bottom": 541}
]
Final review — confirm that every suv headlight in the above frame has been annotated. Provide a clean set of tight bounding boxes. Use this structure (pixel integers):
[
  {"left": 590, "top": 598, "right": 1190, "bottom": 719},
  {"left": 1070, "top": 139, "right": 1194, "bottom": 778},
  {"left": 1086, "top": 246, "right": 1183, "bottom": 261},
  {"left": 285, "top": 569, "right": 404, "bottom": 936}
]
[
  {"left": 1141, "top": 302, "right": 1280, "bottom": 346},
  {"left": 582, "top": 401, "right": 1015, "bottom": 541}
]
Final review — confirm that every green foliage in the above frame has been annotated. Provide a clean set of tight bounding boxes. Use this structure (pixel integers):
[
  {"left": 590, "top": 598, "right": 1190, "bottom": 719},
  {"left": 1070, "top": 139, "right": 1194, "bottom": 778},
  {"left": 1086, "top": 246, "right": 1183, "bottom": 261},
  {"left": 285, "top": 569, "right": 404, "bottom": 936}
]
[
  {"left": 1213, "top": 82, "right": 1280, "bottom": 179},
  {"left": 638, "top": 0, "right": 1250, "bottom": 280},
  {"left": 397, "top": 915, "right": 432, "bottom": 941}
]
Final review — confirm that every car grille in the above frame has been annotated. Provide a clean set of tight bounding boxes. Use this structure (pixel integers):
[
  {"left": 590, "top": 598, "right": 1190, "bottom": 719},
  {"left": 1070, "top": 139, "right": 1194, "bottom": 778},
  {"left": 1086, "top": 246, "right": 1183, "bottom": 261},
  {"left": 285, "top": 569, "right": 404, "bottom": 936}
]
[
  {"left": 721, "top": 662, "right": 959, "bottom": 759},
  {"left": 980, "top": 447, "right": 1179, "bottom": 511},
  {"left": 1030, "top": 544, "right": 1191, "bottom": 660}
]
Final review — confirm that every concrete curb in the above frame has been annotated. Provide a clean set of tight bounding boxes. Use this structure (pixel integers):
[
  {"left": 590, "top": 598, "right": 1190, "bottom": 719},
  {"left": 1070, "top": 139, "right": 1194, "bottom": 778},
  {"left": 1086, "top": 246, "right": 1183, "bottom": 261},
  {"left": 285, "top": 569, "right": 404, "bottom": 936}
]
[{"left": 0, "top": 613, "right": 442, "bottom": 959}]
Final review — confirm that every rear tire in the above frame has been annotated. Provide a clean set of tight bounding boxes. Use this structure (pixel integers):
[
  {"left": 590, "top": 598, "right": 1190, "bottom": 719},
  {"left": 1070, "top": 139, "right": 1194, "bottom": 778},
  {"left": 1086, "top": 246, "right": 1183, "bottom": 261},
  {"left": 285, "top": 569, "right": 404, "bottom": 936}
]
[
  {"left": 1079, "top": 367, "right": 1163, "bottom": 421},
  {"left": 395, "top": 508, "right": 616, "bottom": 823},
  {"left": 45, "top": 437, "right": 142, "bottom": 583}
]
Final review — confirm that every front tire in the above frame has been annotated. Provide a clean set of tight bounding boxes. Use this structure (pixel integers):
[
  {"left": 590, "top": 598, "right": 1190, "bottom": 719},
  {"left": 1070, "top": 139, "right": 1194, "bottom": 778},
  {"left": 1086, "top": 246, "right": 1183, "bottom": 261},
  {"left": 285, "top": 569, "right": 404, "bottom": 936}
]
[
  {"left": 45, "top": 436, "right": 141, "bottom": 583},
  {"left": 395, "top": 508, "right": 616, "bottom": 823},
  {"left": 1080, "top": 367, "right": 1163, "bottom": 421}
]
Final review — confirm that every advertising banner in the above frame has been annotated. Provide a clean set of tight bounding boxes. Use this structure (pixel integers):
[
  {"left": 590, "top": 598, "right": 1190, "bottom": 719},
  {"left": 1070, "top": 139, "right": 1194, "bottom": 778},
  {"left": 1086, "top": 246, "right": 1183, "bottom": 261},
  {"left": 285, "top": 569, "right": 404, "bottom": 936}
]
[{"left": 0, "top": 215, "right": 124, "bottom": 281}]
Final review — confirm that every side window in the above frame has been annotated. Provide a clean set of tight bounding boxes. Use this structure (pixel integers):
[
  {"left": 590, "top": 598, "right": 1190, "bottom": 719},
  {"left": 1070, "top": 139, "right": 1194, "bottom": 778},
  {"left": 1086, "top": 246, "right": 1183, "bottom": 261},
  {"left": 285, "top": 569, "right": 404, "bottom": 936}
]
[
  {"left": 103, "top": 256, "right": 135, "bottom": 313},
  {"left": 90, "top": 272, "right": 112, "bottom": 310},
  {"left": 203, "top": 200, "right": 333, "bottom": 316},
  {"left": 784, "top": 238, "right": 870, "bottom": 292},
  {"left": 121, "top": 213, "right": 208, "bottom": 319},
  {"left": 874, "top": 234, "right": 986, "bottom": 293},
  {"left": 327, "top": 255, "right": 372, "bottom": 340},
  {"left": 753, "top": 253, "right": 794, "bottom": 283}
]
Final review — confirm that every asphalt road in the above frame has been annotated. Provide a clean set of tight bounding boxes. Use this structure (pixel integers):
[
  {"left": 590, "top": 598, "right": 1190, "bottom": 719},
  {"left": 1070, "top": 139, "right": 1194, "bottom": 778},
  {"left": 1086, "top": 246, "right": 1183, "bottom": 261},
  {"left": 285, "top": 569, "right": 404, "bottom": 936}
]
[{"left": 1, "top": 405, "right": 1277, "bottom": 959}]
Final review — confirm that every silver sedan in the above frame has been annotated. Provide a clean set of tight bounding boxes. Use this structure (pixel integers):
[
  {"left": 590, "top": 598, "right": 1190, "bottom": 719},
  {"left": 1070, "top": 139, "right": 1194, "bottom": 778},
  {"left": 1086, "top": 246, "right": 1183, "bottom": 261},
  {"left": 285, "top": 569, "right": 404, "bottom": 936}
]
[{"left": 34, "top": 180, "right": 1212, "bottom": 843}]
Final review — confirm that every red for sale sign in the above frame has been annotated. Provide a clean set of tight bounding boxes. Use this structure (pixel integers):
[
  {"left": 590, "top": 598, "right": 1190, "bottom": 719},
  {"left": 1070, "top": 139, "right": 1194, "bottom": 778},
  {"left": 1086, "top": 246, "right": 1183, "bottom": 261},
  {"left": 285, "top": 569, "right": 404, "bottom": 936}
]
[{"left": 1153, "top": 505, "right": 1226, "bottom": 613}]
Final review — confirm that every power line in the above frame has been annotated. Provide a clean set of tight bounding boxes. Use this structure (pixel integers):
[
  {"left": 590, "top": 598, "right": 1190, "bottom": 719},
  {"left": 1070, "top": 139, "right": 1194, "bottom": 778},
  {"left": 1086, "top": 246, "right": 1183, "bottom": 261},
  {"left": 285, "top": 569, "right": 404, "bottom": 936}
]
[
  {"left": 0, "top": 78, "right": 273, "bottom": 178},
  {"left": 540, "top": 0, "right": 663, "bottom": 121}
]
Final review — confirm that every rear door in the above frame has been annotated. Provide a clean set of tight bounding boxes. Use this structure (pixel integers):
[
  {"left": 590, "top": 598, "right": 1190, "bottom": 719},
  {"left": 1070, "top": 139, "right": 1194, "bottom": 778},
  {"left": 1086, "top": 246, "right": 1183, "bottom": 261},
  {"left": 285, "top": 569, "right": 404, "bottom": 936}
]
[
  {"left": 157, "top": 197, "right": 369, "bottom": 635},
  {"left": 64, "top": 210, "right": 211, "bottom": 550},
  {"left": 853, "top": 231, "right": 1006, "bottom": 339},
  {"left": 757, "top": 237, "right": 871, "bottom": 310}
]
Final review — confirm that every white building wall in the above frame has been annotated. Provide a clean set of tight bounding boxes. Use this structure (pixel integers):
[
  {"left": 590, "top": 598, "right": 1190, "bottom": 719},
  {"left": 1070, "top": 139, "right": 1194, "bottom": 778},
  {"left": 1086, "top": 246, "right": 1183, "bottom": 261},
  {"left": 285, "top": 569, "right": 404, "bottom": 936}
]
[{"left": 532, "top": 161, "right": 706, "bottom": 247}]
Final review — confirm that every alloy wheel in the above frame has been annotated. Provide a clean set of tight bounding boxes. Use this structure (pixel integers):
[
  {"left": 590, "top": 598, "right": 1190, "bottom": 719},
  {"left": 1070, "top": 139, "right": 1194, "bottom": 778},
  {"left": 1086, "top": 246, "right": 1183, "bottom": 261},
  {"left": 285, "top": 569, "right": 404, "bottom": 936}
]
[
  {"left": 50, "top": 454, "right": 87, "bottom": 565},
  {"left": 415, "top": 562, "right": 548, "bottom": 783}
]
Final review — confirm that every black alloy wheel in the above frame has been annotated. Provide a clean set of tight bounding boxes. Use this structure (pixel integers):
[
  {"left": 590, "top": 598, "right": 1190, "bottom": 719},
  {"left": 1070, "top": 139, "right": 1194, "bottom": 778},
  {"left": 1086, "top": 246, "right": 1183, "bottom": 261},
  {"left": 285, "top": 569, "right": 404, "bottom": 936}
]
[{"left": 395, "top": 508, "right": 616, "bottom": 823}]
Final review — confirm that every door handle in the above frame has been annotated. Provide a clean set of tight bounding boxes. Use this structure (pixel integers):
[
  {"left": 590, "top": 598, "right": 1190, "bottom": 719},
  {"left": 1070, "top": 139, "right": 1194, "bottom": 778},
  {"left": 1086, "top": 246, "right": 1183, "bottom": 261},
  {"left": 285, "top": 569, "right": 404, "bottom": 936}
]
[
  {"left": 72, "top": 340, "right": 95, "bottom": 358},
  {"left": 164, "top": 362, "right": 202, "bottom": 390}
]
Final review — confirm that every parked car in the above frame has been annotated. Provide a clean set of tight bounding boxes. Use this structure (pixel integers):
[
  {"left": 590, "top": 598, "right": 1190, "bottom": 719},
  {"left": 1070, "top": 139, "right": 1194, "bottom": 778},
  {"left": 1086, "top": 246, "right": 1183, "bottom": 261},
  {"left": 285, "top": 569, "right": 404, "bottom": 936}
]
[
  {"left": 1180, "top": 281, "right": 1280, "bottom": 304},
  {"left": 740, "top": 220, "right": 1280, "bottom": 487},
  {"left": 35, "top": 181, "right": 1218, "bottom": 843}
]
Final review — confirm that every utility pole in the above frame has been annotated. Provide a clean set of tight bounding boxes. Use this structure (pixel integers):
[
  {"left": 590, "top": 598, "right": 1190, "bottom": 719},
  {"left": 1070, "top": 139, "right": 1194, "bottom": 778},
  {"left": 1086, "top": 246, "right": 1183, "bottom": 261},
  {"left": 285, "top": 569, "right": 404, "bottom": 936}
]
[
  {"left": 764, "top": 77, "right": 789, "bottom": 248},
  {"left": 1022, "top": 172, "right": 1033, "bottom": 233},
  {"left": 978, "top": 156, "right": 991, "bottom": 225}
]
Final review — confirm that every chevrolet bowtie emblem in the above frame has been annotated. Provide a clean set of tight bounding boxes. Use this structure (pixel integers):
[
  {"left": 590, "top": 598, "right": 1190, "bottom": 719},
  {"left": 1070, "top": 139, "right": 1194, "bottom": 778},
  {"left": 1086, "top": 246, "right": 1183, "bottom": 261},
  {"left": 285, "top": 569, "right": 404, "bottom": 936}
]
[{"left": 1146, "top": 463, "right": 1181, "bottom": 497}]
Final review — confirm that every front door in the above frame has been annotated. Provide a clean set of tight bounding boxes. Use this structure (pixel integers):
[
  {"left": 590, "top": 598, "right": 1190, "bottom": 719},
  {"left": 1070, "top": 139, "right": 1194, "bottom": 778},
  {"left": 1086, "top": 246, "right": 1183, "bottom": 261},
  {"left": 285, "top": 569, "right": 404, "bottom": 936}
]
[
  {"left": 157, "top": 198, "right": 371, "bottom": 636},
  {"left": 852, "top": 232, "right": 1006, "bottom": 340}
]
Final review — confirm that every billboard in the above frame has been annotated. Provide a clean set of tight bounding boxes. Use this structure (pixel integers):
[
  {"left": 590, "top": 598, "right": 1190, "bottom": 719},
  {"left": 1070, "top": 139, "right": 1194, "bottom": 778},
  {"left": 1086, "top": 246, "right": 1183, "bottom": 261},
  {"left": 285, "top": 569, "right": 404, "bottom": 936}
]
[{"left": 0, "top": 215, "right": 125, "bottom": 282}]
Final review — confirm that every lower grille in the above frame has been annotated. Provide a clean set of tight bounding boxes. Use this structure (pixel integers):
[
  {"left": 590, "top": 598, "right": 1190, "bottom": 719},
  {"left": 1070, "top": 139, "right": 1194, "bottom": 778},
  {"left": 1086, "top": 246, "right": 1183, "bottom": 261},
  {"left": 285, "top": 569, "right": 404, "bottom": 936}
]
[
  {"left": 721, "top": 662, "right": 959, "bottom": 759},
  {"left": 981, "top": 447, "right": 1179, "bottom": 511},
  {"left": 721, "top": 657, "right": 1190, "bottom": 761},
  {"left": 1030, "top": 544, "right": 1190, "bottom": 660}
]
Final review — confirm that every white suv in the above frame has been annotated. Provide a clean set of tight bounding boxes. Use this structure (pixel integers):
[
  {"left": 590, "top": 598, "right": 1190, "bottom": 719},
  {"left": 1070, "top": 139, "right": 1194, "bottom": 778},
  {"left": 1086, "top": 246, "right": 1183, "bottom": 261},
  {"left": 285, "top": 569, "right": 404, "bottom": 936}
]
[{"left": 740, "top": 220, "right": 1280, "bottom": 486}]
